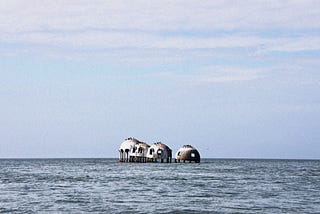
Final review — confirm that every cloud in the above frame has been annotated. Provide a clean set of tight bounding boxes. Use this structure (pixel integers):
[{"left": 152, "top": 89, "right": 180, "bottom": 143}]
[
  {"left": 0, "top": 0, "right": 319, "bottom": 74},
  {"left": 195, "top": 66, "right": 263, "bottom": 83},
  {"left": 2, "top": 30, "right": 320, "bottom": 54},
  {"left": 1, "top": 0, "right": 320, "bottom": 33},
  {"left": 152, "top": 65, "right": 264, "bottom": 84}
]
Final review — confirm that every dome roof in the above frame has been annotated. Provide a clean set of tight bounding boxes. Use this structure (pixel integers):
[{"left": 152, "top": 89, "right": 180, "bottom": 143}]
[
  {"left": 149, "top": 142, "right": 171, "bottom": 151},
  {"left": 175, "top": 145, "right": 200, "bottom": 163},
  {"left": 135, "top": 142, "right": 150, "bottom": 148},
  {"left": 147, "top": 142, "right": 172, "bottom": 159},
  {"left": 119, "top": 137, "right": 140, "bottom": 151}
]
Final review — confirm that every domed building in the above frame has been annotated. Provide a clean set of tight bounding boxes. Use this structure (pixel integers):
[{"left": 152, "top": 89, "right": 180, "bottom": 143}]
[
  {"left": 119, "top": 137, "right": 140, "bottom": 162},
  {"left": 147, "top": 142, "right": 172, "bottom": 163},
  {"left": 175, "top": 145, "right": 200, "bottom": 163},
  {"left": 119, "top": 137, "right": 151, "bottom": 162},
  {"left": 130, "top": 142, "right": 150, "bottom": 162},
  {"left": 119, "top": 138, "right": 200, "bottom": 163}
]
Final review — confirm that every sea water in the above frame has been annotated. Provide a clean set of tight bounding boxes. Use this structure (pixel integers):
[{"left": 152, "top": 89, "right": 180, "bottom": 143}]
[{"left": 0, "top": 158, "right": 319, "bottom": 213}]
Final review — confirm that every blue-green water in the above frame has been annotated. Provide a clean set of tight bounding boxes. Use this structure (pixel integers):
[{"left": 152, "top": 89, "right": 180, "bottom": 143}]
[{"left": 0, "top": 159, "right": 319, "bottom": 213}]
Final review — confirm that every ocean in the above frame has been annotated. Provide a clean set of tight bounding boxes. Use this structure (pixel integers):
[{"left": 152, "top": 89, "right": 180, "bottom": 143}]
[{"left": 0, "top": 158, "right": 319, "bottom": 213}]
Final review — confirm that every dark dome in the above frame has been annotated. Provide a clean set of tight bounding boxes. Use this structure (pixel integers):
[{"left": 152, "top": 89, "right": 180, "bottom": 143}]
[{"left": 175, "top": 145, "right": 200, "bottom": 163}]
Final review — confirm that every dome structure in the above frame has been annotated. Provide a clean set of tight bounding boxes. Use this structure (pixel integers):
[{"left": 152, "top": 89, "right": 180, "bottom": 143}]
[
  {"left": 119, "top": 137, "right": 140, "bottom": 162},
  {"left": 130, "top": 142, "right": 150, "bottom": 162},
  {"left": 119, "top": 138, "right": 200, "bottom": 163},
  {"left": 147, "top": 142, "right": 172, "bottom": 163},
  {"left": 175, "top": 145, "right": 200, "bottom": 163}
]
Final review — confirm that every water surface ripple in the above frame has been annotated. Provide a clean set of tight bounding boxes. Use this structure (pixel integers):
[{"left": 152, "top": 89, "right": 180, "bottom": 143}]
[{"left": 0, "top": 159, "right": 319, "bottom": 213}]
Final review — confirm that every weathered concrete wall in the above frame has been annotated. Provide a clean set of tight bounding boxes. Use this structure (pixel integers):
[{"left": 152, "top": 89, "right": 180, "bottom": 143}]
[
  {"left": 119, "top": 138, "right": 200, "bottom": 163},
  {"left": 175, "top": 145, "right": 201, "bottom": 163},
  {"left": 147, "top": 142, "right": 172, "bottom": 163}
]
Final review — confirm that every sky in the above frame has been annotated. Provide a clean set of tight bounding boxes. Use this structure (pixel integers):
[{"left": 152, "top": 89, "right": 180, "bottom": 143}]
[{"left": 0, "top": 0, "right": 320, "bottom": 159}]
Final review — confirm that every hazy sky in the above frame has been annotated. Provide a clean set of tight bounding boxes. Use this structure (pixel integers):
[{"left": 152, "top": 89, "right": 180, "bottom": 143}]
[{"left": 1, "top": 0, "right": 320, "bottom": 158}]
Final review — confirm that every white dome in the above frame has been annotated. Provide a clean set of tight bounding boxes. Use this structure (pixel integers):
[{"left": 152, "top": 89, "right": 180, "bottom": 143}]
[{"left": 119, "top": 138, "right": 139, "bottom": 152}]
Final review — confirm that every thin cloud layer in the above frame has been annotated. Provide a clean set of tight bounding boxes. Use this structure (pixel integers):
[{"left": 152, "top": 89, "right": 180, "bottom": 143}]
[
  {"left": 1, "top": 1, "right": 320, "bottom": 159},
  {"left": 3, "top": 31, "right": 319, "bottom": 50},
  {"left": 1, "top": 1, "right": 319, "bottom": 40},
  {"left": 0, "top": 0, "right": 319, "bottom": 82},
  {"left": 1, "top": 0, "right": 320, "bottom": 32}
]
